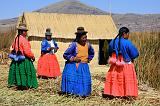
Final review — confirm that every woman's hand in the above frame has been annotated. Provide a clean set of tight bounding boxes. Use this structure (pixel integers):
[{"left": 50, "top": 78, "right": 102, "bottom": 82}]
[
  {"left": 74, "top": 57, "right": 81, "bottom": 63},
  {"left": 47, "top": 47, "right": 54, "bottom": 51},
  {"left": 87, "top": 60, "right": 90, "bottom": 63},
  {"left": 69, "top": 57, "right": 81, "bottom": 63},
  {"left": 54, "top": 48, "right": 58, "bottom": 53},
  {"left": 69, "top": 57, "right": 74, "bottom": 62},
  {"left": 31, "top": 56, "right": 35, "bottom": 62}
]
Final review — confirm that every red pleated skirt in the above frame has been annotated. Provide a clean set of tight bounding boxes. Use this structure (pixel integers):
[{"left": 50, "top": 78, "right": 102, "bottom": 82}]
[
  {"left": 104, "top": 63, "right": 138, "bottom": 97},
  {"left": 37, "top": 54, "right": 61, "bottom": 78}
]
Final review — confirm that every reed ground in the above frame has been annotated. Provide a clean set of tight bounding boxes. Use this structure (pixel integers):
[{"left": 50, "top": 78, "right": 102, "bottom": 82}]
[
  {"left": 0, "top": 62, "right": 160, "bottom": 106},
  {"left": 0, "top": 31, "right": 160, "bottom": 106}
]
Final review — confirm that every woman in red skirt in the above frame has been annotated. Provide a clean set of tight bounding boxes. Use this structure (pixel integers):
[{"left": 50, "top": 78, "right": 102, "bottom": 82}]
[
  {"left": 37, "top": 28, "right": 61, "bottom": 78},
  {"left": 103, "top": 27, "right": 139, "bottom": 99}
]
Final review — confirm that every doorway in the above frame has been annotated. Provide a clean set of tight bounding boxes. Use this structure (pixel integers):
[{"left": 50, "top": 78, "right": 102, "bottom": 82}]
[{"left": 98, "top": 39, "right": 111, "bottom": 65}]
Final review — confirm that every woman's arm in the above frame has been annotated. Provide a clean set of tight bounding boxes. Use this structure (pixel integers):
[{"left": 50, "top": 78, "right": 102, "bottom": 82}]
[
  {"left": 88, "top": 43, "right": 95, "bottom": 61},
  {"left": 41, "top": 40, "right": 50, "bottom": 53},
  {"left": 63, "top": 42, "right": 76, "bottom": 61},
  {"left": 21, "top": 37, "right": 34, "bottom": 59},
  {"left": 127, "top": 40, "right": 139, "bottom": 60}
]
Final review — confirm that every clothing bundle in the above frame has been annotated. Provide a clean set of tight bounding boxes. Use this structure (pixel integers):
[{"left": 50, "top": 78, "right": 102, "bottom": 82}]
[{"left": 8, "top": 35, "right": 25, "bottom": 61}]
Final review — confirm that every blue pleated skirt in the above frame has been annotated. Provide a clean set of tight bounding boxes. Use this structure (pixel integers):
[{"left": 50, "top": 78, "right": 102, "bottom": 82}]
[{"left": 61, "top": 62, "right": 91, "bottom": 96}]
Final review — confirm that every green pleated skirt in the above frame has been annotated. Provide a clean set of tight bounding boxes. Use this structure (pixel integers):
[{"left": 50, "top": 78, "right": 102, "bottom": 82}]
[{"left": 8, "top": 58, "right": 38, "bottom": 89}]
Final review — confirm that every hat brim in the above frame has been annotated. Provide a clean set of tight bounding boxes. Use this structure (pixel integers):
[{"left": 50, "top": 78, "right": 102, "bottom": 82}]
[
  {"left": 75, "top": 31, "right": 88, "bottom": 35},
  {"left": 45, "top": 34, "right": 52, "bottom": 36},
  {"left": 45, "top": 33, "right": 52, "bottom": 36},
  {"left": 17, "top": 28, "right": 28, "bottom": 31}
]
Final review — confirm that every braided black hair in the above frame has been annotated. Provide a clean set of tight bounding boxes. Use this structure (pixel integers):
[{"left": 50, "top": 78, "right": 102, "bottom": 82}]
[
  {"left": 73, "top": 33, "right": 86, "bottom": 43},
  {"left": 113, "top": 27, "right": 129, "bottom": 53},
  {"left": 13, "top": 29, "right": 25, "bottom": 55},
  {"left": 17, "top": 29, "right": 24, "bottom": 36}
]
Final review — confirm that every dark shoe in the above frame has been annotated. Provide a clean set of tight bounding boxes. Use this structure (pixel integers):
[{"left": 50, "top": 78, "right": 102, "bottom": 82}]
[
  {"left": 17, "top": 86, "right": 28, "bottom": 90},
  {"left": 102, "top": 94, "right": 114, "bottom": 99},
  {"left": 38, "top": 76, "right": 49, "bottom": 79}
]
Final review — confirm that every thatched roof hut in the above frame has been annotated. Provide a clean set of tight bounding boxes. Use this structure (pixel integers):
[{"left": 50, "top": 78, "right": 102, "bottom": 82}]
[{"left": 18, "top": 12, "right": 117, "bottom": 65}]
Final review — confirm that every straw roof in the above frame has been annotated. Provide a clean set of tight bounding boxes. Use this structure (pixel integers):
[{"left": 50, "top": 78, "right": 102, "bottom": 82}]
[{"left": 18, "top": 12, "right": 117, "bottom": 40}]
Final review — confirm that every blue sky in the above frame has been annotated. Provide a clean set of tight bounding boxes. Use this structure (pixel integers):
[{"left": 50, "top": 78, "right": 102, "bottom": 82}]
[{"left": 0, "top": 0, "right": 160, "bottom": 20}]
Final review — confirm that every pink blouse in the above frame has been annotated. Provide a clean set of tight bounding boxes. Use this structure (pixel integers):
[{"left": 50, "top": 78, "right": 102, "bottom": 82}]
[{"left": 12, "top": 35, "right": 34, "bottom": 58}]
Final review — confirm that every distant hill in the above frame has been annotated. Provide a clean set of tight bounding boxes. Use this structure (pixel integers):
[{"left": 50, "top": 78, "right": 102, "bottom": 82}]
[
  {"left": 112, "top": 13, "right": 160, "bottom": 32},
  {"left": 36, "top": 0, "right": 108, "bottom": 15},
  {"left": 0, "top": 18, "right": 17, "bottom": 32},
  {"left": 0, "top": 0, "right": 160, "bottom": 33}
]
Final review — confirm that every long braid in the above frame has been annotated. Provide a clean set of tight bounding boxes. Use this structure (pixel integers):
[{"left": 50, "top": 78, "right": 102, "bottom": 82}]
[
  {"left": 113, "top": 27, "right": 129, "bottom": 54},
  {"left": 113, "top": 31, "right": 122, "bottom": 52},
  {"left": 113, "top": 34, "right": 119, "bottom": 51},
  {"left": 17, "top": 30, "right": 23, "bottom": 55},
  {"left": 73, "top": 33, "right": 83, "bottom": 43},
  {"left": 118, "top": 33, "right": 123, "bottom": 54}
]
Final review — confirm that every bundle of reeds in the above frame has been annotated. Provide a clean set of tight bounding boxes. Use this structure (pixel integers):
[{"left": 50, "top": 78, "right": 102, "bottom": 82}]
[{"left": 130, "top": 32, "right": 160, "bottom": 89}]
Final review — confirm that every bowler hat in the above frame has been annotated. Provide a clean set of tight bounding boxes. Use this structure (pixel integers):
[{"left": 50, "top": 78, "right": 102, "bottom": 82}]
[
  {"left": 75, "top": 27, "right": 88, "bottom": 35},
  {"left": 45, "top": 28, "right": 52, "bottom": 36},
  {"left": 17, "top": 23, "right": 28, "bottom": 31}
]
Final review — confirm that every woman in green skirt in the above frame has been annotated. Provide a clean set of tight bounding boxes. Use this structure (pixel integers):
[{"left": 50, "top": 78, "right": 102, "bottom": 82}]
[{"left": 8, "top": 24, "right": 38, "bottom": 90}]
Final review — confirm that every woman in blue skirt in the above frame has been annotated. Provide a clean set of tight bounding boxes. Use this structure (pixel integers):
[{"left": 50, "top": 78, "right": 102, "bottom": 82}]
[{"left": 61, "top": 27, "right": 94, "bottom": 97}]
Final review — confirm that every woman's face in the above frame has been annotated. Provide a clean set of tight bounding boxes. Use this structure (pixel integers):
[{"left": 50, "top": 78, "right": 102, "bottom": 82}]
[
  {"left": 79, "top": 35, "right": 87, "bottom": 45},
  {"left": 46, "top": 35, "right": 52, "bottom": 40},
  {"left": 123, "top": 32, "right": 129, "bottom": 39},
  {"left": 22, "top": 30, "right": 27, "bottom": 37}
]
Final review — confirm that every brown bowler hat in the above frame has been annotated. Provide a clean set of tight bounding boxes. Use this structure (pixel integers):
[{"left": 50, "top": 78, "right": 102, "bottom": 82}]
[
  {"left": 75, "top": 27, "right": 88, "bottom": 35},
  {"left": 17, "top": 23, "right": 28, "bottom": 31}
]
